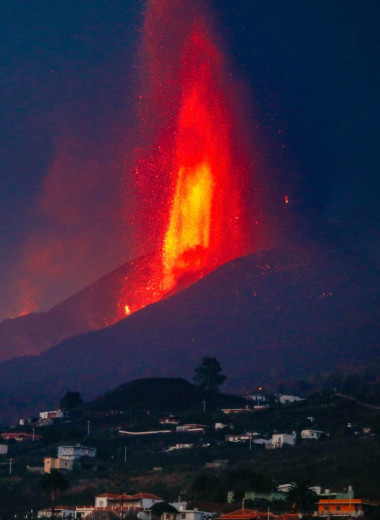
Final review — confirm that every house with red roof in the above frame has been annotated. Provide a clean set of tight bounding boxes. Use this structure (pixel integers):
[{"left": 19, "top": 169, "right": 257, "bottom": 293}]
[{"left": 95, "top": 492, "right": 162, "bottom": 510}]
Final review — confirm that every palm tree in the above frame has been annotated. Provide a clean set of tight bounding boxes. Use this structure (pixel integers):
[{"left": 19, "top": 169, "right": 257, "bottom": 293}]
[
  {"left": 41, "top": 470, "right": 69, "bottom": 517},
  {"left": 286, "top": 479, "right": 317, "bottom": 513}
]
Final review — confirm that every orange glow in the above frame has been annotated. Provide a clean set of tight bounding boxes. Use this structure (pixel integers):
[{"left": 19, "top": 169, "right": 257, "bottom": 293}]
[
  {"left": 158, "top": 25, "right": 246, "bottom": 291},
  {"left": 125, "top": 305, "right": 131, "bottom": 315},
  {"left": 284, "top": 195, "right": 289, "bottom": 204},
  {"left": 118, "top": 2, "right": 256, "bottom": 320},
  {"left": 163, "top": 161, "right": 214, "bottom": 289}
]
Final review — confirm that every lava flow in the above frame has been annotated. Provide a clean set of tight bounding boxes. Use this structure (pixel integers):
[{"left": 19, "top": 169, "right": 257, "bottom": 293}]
[{"left": 119, "top": 0, "right": 256, "bottom": 318}]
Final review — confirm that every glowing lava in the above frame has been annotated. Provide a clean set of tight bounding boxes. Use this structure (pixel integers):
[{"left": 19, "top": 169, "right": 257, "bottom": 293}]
[
  {"left": 120, "top": 0, "right": 256, "bottom": 318},
  {"left": 163, "top": 160, "right": 214, "bottom": 290}
]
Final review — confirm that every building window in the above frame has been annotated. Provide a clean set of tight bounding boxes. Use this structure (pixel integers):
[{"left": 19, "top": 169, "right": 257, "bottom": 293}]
[
  {"left": 182, "top": 514, "right": 186, "bottom": 519},
  {"left": 336, "top": 507, "right": 341, "bottom": 511}
]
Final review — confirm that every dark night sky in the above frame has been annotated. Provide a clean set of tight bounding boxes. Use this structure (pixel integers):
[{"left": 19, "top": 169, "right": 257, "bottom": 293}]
[{"left": 1, "top": 0, "right": 379, "bottom": 322}]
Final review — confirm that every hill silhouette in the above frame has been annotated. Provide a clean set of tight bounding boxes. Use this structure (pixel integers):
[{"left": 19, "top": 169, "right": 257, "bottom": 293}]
[{"left": 89, "top": 377, "right": 247, "bottom": 412}]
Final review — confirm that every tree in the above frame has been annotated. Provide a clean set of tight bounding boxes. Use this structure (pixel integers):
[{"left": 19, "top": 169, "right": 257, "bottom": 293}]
[
  {"left": 150, "top": 502, "right": 178, "bottom": 519},
  {"left": 60, "top": 391, "right": 83, "bottom": 411},
  {"left": 286, "top": 479, "right": 317, "bottom": 513},
  {"left": 193, "top": 356, "right": 226, "bottom": 392},
  {"left": 41, "top": 470, "right": 69, "bottom": 516}
]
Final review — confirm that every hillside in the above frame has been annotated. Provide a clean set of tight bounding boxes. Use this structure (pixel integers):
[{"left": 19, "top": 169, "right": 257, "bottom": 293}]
[
  {"left": 89, "top": 377, "right": 247, "bottom": 412},
  {"left": 0, "top": 245, "right": 378, "bottom": 424},
  {"left": 0, "top": 251, "right": 200, "bottom": 362},
  {"left": 0, "top": 255, "right": 153, "bottom": 361}
]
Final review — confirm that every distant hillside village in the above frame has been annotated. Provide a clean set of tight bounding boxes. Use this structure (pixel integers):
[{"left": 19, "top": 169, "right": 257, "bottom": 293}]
[{"left": 0, "top": 375, "right": 379, "bottom": 519}]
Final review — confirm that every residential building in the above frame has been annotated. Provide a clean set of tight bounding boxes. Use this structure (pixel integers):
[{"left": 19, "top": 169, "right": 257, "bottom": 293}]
[
  {"left": 166, "top": 443, "right": 194, "bottom": 451},
  {"left": 58, "top": 444, "right": 96, "bottom": 461},
  {"left": 317, "top": 498, "right": 379, "bottom": 517},
  {"left": 37, "top": 506, "right": 75, "bottom": 518},
  {"left": 225, "top": 434, "right": 253, "bottom": 443},
  {"left": 0, "top": 432, "right": 42, "bottom": 442},
  {"left": 44, "top": 457, "right": 74, "bottom": 473},
  {"left": 227, "top": 491, "right": 286, "bottom": 504},
  {"left": 270, "top": 432, "right": 296, "bottom": 448},
  {"left": 176, "top": 424, "right": 206, "bottom": 433},
  {"left": 139, "top": 503, "right": 213, "bottom": 520},
  {"left": 301, "top": 429, "right": 325, "bottom": 440},
  {"left": 95, "top": 492, "right": 162, "bottom": 510},
  {"left": 0, "top": 444, "right": 8, "bottom": 455},
  {"left": 278, "top": 395, "right": 303, "bottom": 404},
  {"left": 246, "top": 394, "right": 267, "bottom": 405},
  {"left": 39, "top": 409, "right": 64, "bottom": 420}
]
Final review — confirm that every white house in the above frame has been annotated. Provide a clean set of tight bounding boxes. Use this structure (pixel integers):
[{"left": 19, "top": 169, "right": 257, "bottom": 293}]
[
  {"left": 225, "top": 434, "right": 252, "bottom": 443},
  {"left": 301, "top": 429, "right": 325, "bottom": 440},
  {"left": 176, "top": 424, "right": 205, "bottom": 433},
  {"left": 37, "top": 506, "right": 75, "bottom": 518},
  {"left": 141, "top": 503, "right": 213, "bottom": 520},
  {"left": 279, "top": 395, "right": 304, "bottom": 404},
  {"left": 246, "top": 394, "right": 267, "bottom": 404},
  {"left": 166, "top": 443, "right": 194, "bottom": 451},
  {"left": 57, "top": 444, "right": 96, "bottom": 461},
  {"left": 74, "top": 506, "right": 95, "bottom": 518},
  {"left": 271, "top": 432, "right": 297, "bottom": 448},
  {"left": 0, "top": 444, "right": 8, "bottom": 455},
  {"left": 39, "top": 409, "right": 64, "bottom": 420}
]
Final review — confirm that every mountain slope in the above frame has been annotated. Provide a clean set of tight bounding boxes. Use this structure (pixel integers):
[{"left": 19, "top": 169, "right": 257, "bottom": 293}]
[
  {"left": 0, "top": 246, "right": 378, "bottom": 424},
  {"left": 0, "top": 255, "right": 153, "bottom": 361},
  {"left": 89, "top": 377, "right": 247, "bottom": 412}
]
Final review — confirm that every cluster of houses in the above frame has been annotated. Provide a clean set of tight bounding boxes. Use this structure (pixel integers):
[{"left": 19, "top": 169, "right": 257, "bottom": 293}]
[
  {"left": 37, "top": 486, "right": 379, "bottom": 519},
  {"left": 224, "top": 428, "right": 326, "bottom": 449}
]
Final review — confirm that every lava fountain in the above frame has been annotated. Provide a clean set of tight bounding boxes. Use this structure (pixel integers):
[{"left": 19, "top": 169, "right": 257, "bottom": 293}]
[{"left": 120, "top": 0, "right": 257, "bottom": 317}]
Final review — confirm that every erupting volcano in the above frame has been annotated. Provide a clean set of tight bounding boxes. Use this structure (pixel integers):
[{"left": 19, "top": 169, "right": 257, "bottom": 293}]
[{"left": 119, "top": 0, "right": 256, "bottom": 318}]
